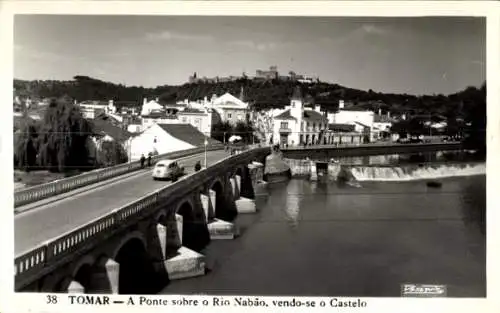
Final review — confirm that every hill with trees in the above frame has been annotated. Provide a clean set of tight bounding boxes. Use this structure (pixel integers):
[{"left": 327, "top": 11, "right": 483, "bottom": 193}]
[
  {"left": 14, "top": 75, "right": 482, "bottom": 116},
  {"left": 14, "top": 75, "right": 486, "bottom": 154}
]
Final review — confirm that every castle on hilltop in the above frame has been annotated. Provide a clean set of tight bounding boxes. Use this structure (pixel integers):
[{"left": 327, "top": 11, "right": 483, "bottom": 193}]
[{"left": 188, "top": 66, "right": 319, "bottom": 84}]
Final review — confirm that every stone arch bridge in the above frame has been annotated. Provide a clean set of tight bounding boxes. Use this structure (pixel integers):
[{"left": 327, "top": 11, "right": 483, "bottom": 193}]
[{"left": 15, "top": 148, "right": 270, "bottom": 294}]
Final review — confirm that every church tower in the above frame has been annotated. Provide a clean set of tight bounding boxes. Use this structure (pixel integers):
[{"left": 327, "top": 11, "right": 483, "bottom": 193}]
[
  {"left": 290, "top": 86, "right": 303, "bottom": 144},
  {"left": 239, "top": 86, "right": 245, "bottom": 102},
  {"left": 290, "top": 86, "right": 303, "bottom": 119}
]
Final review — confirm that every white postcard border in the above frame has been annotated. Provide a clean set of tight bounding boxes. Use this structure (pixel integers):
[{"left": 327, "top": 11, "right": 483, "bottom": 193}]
[{"left": 0, "top": 1, "right": 498, "bottom": 313}]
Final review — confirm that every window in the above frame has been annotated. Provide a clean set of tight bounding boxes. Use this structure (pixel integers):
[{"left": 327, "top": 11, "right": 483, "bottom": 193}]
[
  {"left": 280, "top": 122, "right": 289, "bottom": 129},
  {"left": 227, "top": 113, "right": 232, "bottom": 119},
  {"left": 301, "top": 122, "right": 304, "bottom": 131}
]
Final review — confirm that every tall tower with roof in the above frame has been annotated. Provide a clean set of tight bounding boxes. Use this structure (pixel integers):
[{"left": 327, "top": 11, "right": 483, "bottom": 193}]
[
  {"left": 239, "top": 86, "right": 245, "bottom": 102},
  {"left": 290, "top": 86, "right": 303, "bottom": 143}
]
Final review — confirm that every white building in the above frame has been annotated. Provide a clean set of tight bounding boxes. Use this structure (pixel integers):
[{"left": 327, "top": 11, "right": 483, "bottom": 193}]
[
  {"left": 272, "top": 87, "right": 328, "bottom": 146},
  {"left": 126, "top": 124, "right": 197, "bottom": 161},
  {"left": 327, "top": 100, "right": 377, "bottom": 142},
  {"left": 139, "top": 98, "right": 218, "bottom": 137},
  {"left": 177, "top": 108, "right": 219, "bottom": 137},
  {"left": 141, "top": 111, "right": 179, "bottom": 129},
  {"left": 79, "top": 100, "right": 117, "bottom": 119},
  {"left": 209, "top": 92, "right": 249, "bottom": 125},
  {"left": 373, "top": 110, "right": 393, "bottom": 140},
  {"left": 327, "top": 100, "right": 375, "bottom": 128},
  {"left": 127, "top": 123, "right": 144, "bottom": 133},
  {"left": 140, "top": 98, "right": 163, "bottom": 116}
]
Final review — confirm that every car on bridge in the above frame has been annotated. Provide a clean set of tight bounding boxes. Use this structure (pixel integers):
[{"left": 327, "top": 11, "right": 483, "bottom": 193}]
[{"left": 152, "top": 159, "right": 185, "bottom": 182}]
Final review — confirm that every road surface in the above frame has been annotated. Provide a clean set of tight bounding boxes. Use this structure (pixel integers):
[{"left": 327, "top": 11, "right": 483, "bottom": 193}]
[{"left": 15, "top": 150, "right": 231, "bottom": 255}]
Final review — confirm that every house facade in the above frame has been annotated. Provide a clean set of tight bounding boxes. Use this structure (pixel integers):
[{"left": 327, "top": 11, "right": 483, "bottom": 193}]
[
  {"left": 139, "top": 97, "right": 219, "bottom": 137},
  {"left": 209, "top": 92, "right": 249, "bottom": 125},
  {"left": 140, "top": 98, "right": 163, "bottom": 116},
  {"left": 327, "top": 100, "right": 376, "bottom": 142},
  {"left": 88, "top": 116, "right": 134, "bottom": 163},
  {"left": 327, "top": 123, "right": 363, "bottom": 145},
  {"left": 373, "top": 112, "right": 393, "bottom": 140},
  {"left": 177, "top": 108, "right": 220, "bottom": 137},
  {"left": 272, "top": 87, "right": 328, "bottom": 146},
  {"left": 79, "top": 100, "right": 117, "bottom": 119}
]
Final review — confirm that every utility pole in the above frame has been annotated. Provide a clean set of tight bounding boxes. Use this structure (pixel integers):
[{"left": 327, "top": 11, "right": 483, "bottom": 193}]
[{"left": 204, "top": 139, "right": 208, "bottom": 168}]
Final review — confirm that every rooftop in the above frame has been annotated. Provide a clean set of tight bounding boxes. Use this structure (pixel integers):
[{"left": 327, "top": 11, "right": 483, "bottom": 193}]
[
  {"left": 91, "top": 119, "right": 133, "bottom": 142},
  {"left": 274, "top": 110, "right": 296, "bottom": 121},
  {"left": 340, "top": 106, "right": 374, "bottom": 112},
  {"left": 374, "top": 114, "right": 392, "bottom": 123},
  {"left": 303, "top": 109, "right": 327, "bottom": 122},
  {"left": 142, "top": 112, "right": 177, "bottom": 119},
  {"left": 179, "top": 108, "right": 206, "bottom": 114},
  {"left": 157, "top": 124, "right": 221, "bottom": 147},
  {"left": 274, "top": 109, "right": 327, "bottom": 122},
  {"left": 329, "top": 123, "right": 356, "bottom": 132}
]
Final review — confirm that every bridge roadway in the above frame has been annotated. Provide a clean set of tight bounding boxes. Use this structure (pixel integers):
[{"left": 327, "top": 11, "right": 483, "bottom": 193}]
[{"left": 14, "top": 150, "right": 231, "bottom": 256}]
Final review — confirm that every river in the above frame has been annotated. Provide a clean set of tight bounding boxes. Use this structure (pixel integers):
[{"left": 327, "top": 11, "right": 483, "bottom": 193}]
[{"left": 161, "top": 151, "right": 486, "bottom": 297}]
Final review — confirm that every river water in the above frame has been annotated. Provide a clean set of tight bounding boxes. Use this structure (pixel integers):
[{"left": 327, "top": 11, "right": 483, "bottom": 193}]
[{"left": 161, "top": 152, "right": 486, "bottom": 298}]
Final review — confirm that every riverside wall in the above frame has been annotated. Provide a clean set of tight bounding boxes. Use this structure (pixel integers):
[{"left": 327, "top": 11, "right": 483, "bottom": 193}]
[
  {"left": 282, "top": 142, "right": 463, "bottom": 160},
  {"left": 283, "top": 158, "right": 343, "bottom": 179}
]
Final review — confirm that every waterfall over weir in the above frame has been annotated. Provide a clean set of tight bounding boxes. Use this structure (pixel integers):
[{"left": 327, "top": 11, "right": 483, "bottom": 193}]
[{"left": 346, "top": 162, "right": 486, "bottom": 182}]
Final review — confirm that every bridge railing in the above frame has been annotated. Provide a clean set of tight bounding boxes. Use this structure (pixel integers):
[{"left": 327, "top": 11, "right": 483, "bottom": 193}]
[
  {"left": 281, "top": 141, "right": 462, "bottom": 151},
  {"left": 14, "top": 144, "right": 225, "bottom": 208},
  {"left": 14, "top": 146, "right": 269, "bottom": 289}
]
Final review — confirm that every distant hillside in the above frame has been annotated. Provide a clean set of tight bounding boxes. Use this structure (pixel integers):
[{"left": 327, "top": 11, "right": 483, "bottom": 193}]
[{"left": 14, "top": 76, "right": 485, "bottom": 118}]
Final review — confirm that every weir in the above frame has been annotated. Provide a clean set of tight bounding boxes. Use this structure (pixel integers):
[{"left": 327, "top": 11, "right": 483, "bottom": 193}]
[{"left": 284, "top": 157, "right": 486, "bottom": 182}]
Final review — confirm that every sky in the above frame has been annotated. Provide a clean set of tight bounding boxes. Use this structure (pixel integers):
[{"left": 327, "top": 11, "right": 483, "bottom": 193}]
[{"left": 14, "top": 15, "right": 485, "bottom": 96}]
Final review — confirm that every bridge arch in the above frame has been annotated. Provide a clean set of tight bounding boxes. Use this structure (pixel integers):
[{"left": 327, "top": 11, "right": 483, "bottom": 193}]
[
  {"left": 235, "top": 166, "right": 243, "bottom": 178},
  {"left": 113, "top": 232, "right": 160, "bottom": 294},
  {"left": 239, "top": 165, "right": 255, "bottom": 199},
  {"left": 154, "top": 209, "right": 168, "bottom": 225},
  {"left": 71, "top": 255, "right": 96, "bottom": 277},
  {"left": 176, "top": 199, "right": 209, "bottom": 251},
  {"left": 112, "top": 231, "right": 147, "bottom": 260},
  {"left": 68, "top": 255, "right": 96, "bottom": 292},
  {"left": 210, "top": 177, "right": 237, "bottom": 221},
  {"left": 49, "top": 275, "right": 84, "bottom": 293}
]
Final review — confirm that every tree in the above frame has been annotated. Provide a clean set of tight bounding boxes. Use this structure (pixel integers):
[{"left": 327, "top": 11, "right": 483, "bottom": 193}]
[
  {"left": 14, "top": 118, "right": 39, "bottom": 171},
  {"left": 234, "top": 121, "right": 255, "bottom": 143},
  {"left": 211, "top": 121, "right": 233, "bottom": 143},
  {"left": 97, "top": 140, "right": 128, "bottom": 166},
  {"left": 37, "top": 97, "right": 94, "bottom": 172},
  {"left": 444, "top": 118, "right": 464, "bottom": 137},
  {"left": 462, "top": 82, "right": 486, "bottom": 155},
  {"left": 390, "top": 117, "right": 426, "bottom": 137}
]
